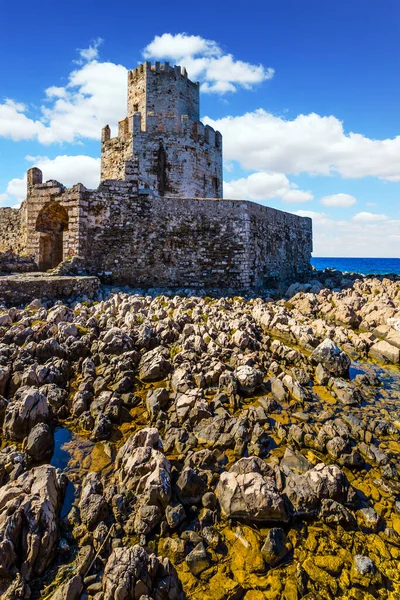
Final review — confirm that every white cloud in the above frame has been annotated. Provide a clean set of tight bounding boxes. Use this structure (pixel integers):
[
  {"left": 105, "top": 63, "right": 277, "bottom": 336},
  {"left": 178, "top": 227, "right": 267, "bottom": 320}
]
[
  {"left": 204, "top": 109, "right": 400, "bottom": 182},
  {"left": 0, "top": 99, "right": 48, "bottom": 142},
  {"left": 0, "top": 56, "right": 127, "bottom": 144},
  {"left": 143, "top": 33, "right": 274, "bottom": 94},
  {"left": 224, "top": 171, "right": 313, "bottom": 203},
  {"left": 295, "top": 210, "right": 400, "bottom": 257},
  {"left": 320, "top": 193, "right": 356, "bottom": 207},
  {"left": 3, "top": 154, "right": 100, "bottom": 206},
  {"left": 76, "top": 38, "right": 104, "bottom": 64},
  {"left": 352, "top": 211, "right": 388, "bottom": 222}
]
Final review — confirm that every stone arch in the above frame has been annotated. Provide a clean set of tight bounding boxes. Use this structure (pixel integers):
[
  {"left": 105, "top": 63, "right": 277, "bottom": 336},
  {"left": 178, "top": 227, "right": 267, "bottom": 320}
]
[{"left": 35, "top": 202, "right": 69, "bottom": 270}]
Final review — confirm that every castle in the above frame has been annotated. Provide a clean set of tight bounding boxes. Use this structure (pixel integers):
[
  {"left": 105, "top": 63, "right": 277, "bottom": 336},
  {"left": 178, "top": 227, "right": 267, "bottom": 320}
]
[{"left": 0, "top": 61, "right": 313, "bottom": 290}]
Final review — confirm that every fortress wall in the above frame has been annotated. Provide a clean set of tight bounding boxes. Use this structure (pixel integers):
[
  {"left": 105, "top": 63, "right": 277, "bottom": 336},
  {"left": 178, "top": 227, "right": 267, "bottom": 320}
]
[
  {"left": 79, "top": 183, "right": 251, "bottom": 289},
  {"left": 245, "top": 201, "right": 313, "bottom": 286},
  {"left": 0, "top": 207, "right": 24, "bottom": 254}
]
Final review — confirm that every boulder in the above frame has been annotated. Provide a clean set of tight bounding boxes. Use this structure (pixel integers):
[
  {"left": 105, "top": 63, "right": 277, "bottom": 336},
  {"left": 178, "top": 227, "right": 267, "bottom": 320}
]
[
  {"left": 284, "top": 463, "right": 350, "bottom": 515},
  {"left": 102, "top": 545, "right": 182, "bottom": 600},
  {"left": 138, "top": 346, "right": 171, "bottom": 381},
  {"left": 3, "top": 386, "right": 50, "bottom": 441},
  {"left": 116, "top": 428, "right": 171, "bottom": 509},
  {"left": 234, "top": 365, "right": 263, "bottom": 395},
  {"left": 25, "top": 422, "right": 54, "bottom": 462},
  {"left": 310, "top": 338, "right": 351, "bottom": 377},
  {"left": 216, "top": 457, "right": 288, "bottom": 523},
  {"left": 0, "top": 465, "right": 66, "bottom": 581}
]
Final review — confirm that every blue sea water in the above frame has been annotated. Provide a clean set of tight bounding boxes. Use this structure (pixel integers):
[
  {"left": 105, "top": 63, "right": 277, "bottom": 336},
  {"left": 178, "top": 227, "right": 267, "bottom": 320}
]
[{"left": 311, "top": 257, "right": 400, "bottom": 276}]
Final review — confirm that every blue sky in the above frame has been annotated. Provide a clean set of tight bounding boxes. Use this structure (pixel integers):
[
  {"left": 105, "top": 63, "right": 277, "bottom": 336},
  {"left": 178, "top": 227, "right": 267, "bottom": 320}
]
[{"left": 1, "top": 0, "right": 399, "bottom": 257}]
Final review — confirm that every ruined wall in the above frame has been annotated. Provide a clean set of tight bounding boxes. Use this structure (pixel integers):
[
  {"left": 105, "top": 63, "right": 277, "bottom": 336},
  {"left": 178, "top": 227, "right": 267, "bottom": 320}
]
[
  {"left": 23, "top": 169, "right": 87, "bottom": 270},
  {"left": 0, "top": 208, "right": 24, "bottom": 254}
]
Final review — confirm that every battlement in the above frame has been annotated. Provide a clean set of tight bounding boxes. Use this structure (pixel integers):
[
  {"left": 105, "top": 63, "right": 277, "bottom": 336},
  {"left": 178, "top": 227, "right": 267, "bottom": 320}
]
[{"left": 128, "top": 62, "right": 198, "bottom": 86}]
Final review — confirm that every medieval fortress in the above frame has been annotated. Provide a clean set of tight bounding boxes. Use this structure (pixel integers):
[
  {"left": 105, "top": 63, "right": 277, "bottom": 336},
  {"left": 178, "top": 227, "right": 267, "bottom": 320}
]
[{"left": 0, "top": 61, "right": 313, "bottom": 290}]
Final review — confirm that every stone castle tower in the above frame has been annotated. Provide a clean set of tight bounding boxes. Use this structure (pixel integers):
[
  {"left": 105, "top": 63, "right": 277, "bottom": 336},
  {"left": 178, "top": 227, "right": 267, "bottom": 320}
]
[{"left": 100, "top": 61, "right": 223, "bottom": 198}]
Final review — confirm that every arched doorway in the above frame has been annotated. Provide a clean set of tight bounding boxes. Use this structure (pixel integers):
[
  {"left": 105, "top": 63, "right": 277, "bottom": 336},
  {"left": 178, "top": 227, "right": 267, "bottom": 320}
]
[{"left": 35, "top": 202, "right": 69, "bottom": 270}]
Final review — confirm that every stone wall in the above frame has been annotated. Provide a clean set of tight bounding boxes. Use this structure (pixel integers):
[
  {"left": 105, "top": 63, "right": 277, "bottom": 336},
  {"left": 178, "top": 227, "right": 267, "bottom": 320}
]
[
  {"left": 0, "top": 274, "right": 100, "bottom": 306},
  {"left": 72, "top": 180, "right": 312, "bottom": 290},
  {"left": 246, "top": 202, "right": 313, "bottom": 287},
  {"left": 0, "top": 208, "right": 23, "bottom": 254}
]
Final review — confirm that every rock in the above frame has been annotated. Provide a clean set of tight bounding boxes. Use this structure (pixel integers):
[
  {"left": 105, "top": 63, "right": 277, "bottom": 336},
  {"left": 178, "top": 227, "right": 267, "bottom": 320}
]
[
  {"left": 284, "top": 463, "right": 350, "bottom": 515},
  {"left": 51, "top": 575, "right": 83, "bottom": 600},
  {"left": 116, "top": 428, "right": 171, "bottom": 508},
  {"left": 3, "top": 386, "right": 50, "bottom": 441},
  {"left": 25, "top": 422, "right": 54, "bottom": 462},
  {"left": 102, "top": 545, "right": 182, "bottom": 599},
  {"left": 369, "top": 340, "right": 400, "bottom": 364},
  {"left": 354, "top": 555, "right": 375, "bottom": 576},
  {"left": 216, "top": 457, "right": 288, "bottom": 523},
  {"left": 91, "top": 413, "right": 112, "bottom": 441},
  {"left": 79, "top": 472, "right": 109, "bottom": 531},
  {"left": 261, "top": 528, "right": 290, "bottom": 566},
  {"left": 176, "top": 467, "right": 207, "bottom": 506},
  {"left": 310, "top": 338, "right": 351, "bottom": 377},
  {"left": 165, "top": 503, "right": 186, "bottom": 529},
  {"left": 234, "top": 365, "right": 263, "bottom": 394},
  {"left": 138, "top": 346, "right": 171, "bottom": 381},
  {"left": 330, "top": 379, "right": 363, "bottom": 406},
  {"left": 0, "top": 465, "right": 66, "bottom": 580},
  {"left": 185, "top": 542, "right": 210, "bottom": 576},
  {"left": 146, "top": 387, "right": 169, "bottom": 420}
]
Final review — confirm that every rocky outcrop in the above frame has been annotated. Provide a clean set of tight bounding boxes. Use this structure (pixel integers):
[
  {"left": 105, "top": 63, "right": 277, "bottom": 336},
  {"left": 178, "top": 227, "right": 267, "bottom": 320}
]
[{"left": 0, "top": 465, "right": 66, "bottom": 581}]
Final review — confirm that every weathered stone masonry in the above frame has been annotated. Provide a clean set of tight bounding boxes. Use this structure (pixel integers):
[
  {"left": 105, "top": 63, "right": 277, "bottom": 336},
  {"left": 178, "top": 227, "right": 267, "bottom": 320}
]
[{"left": 0, "top": 60, "right": 313, "bottom": 290}]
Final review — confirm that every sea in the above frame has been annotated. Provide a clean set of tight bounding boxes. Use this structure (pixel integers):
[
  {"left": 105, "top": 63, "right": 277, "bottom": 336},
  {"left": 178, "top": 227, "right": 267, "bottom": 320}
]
[{"left": 311, "top": 257, "right": 400, "bottom": 276}]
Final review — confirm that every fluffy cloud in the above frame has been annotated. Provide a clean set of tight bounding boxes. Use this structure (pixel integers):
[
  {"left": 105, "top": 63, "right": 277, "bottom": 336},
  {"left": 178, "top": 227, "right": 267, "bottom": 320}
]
[
  {"left": 224, "top": 171, "right": 313, "bottom": 203},
  {"left": 204, "top": 110, "right": 400, "bottom": 182},
  {"left": 143, "top": 33, "right": 274, "bottom": 93},
  {"left": 0, "top": 49, "right": 127, "bottom": 144},
  {"left": 352, "top": 211, "right": 388, "bottom": 222},
  {"left": 320, "top": 193, "right": 356, "bottom": 207},
  {"left": 296, "top": 210, "right": 400, "bottom": 257},
  {"left": 3, "top": 154, "right": 100, "bottom": 205}
]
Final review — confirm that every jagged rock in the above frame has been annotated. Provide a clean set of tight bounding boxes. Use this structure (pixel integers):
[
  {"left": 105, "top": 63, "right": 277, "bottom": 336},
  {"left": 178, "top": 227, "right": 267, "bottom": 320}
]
[
  {"left": 185, "top": 542, "right": 210, "bottom": 575},
  {"left": 25, "top": 422, "right": 54, "bottom": 462},
  {"left": 310, "top": 338, "right": 351, "bottom": 377},
  {"left": 0, "top": 464, "right": 66, "bottom": 581},
  {"left": 102, "top": 545, "right": 182, "bottom": 599},
  {"left": 3, "top": 386, "right": 50, "bottom": 441},
  {"left": 284, "top": 463, "right": 351, "bottom": 515},
  {"left": 79, "top": 472, "right": 109, "bottom": 531},
  {"left": 261, "top": 528, "right": 290, "bottom": 566},
  {"left": 216, "top": 457, "right": 288, "bottom": 523},
  {"left": 116, "top": 428, "right": 171, "bottom": 508},
  {"left": 138, "top": 346, "right": 171, "bottom": 381},
  {"left": 234, "top": 365, "right": 263, "bottom": 394}
]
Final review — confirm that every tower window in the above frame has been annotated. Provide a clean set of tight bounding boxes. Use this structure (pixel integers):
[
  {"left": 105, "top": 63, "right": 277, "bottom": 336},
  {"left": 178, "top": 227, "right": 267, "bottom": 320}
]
[{"left": 133, "top": 103, "right": 139, "bottom": 112}]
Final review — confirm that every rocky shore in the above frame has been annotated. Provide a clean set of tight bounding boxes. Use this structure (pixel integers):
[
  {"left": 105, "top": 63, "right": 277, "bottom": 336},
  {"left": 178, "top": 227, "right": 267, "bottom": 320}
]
[{"left": 0, "top": 271, "right": 399, "bottom": 599}]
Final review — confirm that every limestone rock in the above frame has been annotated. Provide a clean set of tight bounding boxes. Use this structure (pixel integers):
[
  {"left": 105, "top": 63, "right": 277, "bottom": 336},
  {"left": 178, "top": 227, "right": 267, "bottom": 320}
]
[
  {"left": 3, "top": 386, "right": 50, "bottom": 441},
  {"left": 310, "top": 338, "right": 351, "bottom": 377},
  {"left": 0, "top": 464, "right": 66, "bottom": 581},
  {"left": 116, "top": 428, "right": 171, "bottom": 508},
  {"left": 216, "top": 457, "right": 288, "bottom": 523},
  {"left": 102, "top": 545, "right": 182, "bottom": 600},
  {"left": 25, "top": 422, "right": 54, "bottom": 462}
]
